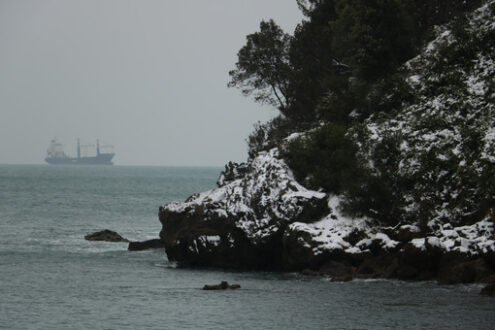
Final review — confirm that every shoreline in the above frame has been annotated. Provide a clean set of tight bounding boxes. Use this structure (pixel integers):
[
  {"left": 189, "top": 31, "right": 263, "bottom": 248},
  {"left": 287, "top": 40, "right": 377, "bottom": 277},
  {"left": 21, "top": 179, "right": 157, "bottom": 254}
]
[{"left": 157, "top": 149, "right": 495, "bottom": 296}]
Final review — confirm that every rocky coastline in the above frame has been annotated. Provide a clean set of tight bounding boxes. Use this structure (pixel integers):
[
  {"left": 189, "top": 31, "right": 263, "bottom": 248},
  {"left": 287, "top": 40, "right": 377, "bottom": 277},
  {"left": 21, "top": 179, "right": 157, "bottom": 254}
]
[
  {"left": 84, "top": 229, "right": 165, "bottom": 251},
  {"left": 158, "top": 149, "right": 495, "bottom": 289},
  {"left": 154, "top": 1, "right": 495, "bottom": 296},
  {"left": 158, "top": 2, "right": 495, "bottom": 295}
]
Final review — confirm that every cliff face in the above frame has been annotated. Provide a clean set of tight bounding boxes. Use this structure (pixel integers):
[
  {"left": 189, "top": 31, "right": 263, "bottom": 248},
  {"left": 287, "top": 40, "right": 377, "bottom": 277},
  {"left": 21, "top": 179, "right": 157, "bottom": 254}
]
[{"left": 159, "top": 2, "right": 495, "bottom": 282}]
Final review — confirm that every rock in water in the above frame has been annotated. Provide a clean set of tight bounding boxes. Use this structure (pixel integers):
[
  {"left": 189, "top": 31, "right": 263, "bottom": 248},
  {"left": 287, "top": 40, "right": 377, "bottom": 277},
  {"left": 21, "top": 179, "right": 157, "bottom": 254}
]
[
  {"left": 203, "top": 281, "right": 241, "bottom": 290},
  {"left": 84, "top": 230, "right": 129, "bottom": 243},
  {"left": 128, "top": 239, "right": 165, "bottom": 251}
]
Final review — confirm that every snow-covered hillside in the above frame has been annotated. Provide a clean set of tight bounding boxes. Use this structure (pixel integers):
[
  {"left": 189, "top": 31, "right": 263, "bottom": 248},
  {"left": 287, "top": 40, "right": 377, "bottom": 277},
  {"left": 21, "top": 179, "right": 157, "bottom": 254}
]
[
  {"left": 354, "top": 0, "right": 495, "bottom": 230},
  {"left": 158, "top": 1, "right": 495, "bottom": 283}
]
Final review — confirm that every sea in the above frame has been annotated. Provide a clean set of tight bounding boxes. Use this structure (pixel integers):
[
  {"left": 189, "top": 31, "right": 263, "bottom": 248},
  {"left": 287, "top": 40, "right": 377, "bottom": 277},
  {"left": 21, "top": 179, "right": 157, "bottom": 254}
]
[{"left": 0, "top": 164, "right": 494, "bottom": 330}]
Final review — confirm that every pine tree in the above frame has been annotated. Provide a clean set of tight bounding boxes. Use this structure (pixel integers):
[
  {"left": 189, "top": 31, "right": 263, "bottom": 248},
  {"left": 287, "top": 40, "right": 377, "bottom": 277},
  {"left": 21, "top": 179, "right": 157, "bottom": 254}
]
[{"left": 228, "top": 20, "right": 292, "bottom": 114}]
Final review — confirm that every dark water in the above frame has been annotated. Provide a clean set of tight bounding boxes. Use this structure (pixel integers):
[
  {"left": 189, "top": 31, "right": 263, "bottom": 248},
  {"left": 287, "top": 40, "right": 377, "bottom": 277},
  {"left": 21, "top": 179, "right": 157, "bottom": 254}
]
[{"left": 0, "top": 165, "right": 493, "bottom": 329}]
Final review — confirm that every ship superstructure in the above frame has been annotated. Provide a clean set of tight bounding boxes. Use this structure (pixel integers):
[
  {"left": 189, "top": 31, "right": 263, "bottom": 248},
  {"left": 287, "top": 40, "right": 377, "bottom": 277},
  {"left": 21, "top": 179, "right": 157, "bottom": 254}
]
[{"left": 45, "top": 138, "right": 115, "bottom": 165}]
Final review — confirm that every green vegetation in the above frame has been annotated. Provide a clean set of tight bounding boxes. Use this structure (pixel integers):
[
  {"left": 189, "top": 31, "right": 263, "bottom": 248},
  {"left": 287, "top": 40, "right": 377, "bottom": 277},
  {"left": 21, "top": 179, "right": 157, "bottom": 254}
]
[
  {"left": 229, "top": 0, "right": 492, "bottom": 226},
  {"left": 230, "top": 0, "right": 482, "bottom": 125}
]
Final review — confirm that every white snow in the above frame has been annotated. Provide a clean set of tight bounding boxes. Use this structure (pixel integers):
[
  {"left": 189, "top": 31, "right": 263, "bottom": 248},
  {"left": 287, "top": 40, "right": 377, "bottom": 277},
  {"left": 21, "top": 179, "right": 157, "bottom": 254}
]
[
  {"left": 198, "top": 235, "right": 222, "bottom": 247},
  {"left": 284, "top": 132, "right": 304, "bottom": 142},
  {"left": 400, "top": 225, "right": 421, "bottom": 233},
  {"left": 162, "top": 147, "right": 327, "bottom": 241},
  {"left": 411, "top": 238, "right": 426, "bottom": 251}
]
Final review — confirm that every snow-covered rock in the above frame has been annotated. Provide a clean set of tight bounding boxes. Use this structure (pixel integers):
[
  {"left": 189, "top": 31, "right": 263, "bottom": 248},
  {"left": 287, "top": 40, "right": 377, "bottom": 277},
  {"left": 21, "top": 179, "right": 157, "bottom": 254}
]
[
  {"left": 159, "top": 148, "right": 329, "bottom": 269},
  {"left": 159, "top": 145, "right": 495, "bottom": 279},
  {"left": 408, "top": 219, "right": 495, "bottom": 255}
]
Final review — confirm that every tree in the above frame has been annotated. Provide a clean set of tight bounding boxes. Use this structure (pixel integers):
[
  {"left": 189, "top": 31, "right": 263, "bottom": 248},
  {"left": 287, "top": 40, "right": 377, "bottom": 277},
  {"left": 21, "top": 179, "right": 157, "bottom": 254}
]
[
  {"left": 228, "top": 20, "right": 292, "bottom": 114},
  {"left": 285, "top": 0, "right": 340, "bottom": 123},
  {"left": 329, "top": 0, "right": 416, "bottom": 82},
  {"left": 296, "top": 0, "right": 326, "bottom": 16}
]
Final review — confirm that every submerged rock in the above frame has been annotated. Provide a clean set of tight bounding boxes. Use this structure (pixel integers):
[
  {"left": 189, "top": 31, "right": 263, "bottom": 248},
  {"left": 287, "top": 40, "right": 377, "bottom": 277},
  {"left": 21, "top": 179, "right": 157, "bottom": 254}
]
[
  {"left": 85, "top": 230, "right": 129, "bottom": 243},
  {"left": 203, "top": 281, "right": 241, "bottom": 290}
]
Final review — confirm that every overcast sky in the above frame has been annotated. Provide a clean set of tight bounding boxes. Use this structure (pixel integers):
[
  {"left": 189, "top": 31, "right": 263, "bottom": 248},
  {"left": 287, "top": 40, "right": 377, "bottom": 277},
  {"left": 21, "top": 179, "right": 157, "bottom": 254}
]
[{"left": 0, "top": 0, "right": 302, "bottom": 166}]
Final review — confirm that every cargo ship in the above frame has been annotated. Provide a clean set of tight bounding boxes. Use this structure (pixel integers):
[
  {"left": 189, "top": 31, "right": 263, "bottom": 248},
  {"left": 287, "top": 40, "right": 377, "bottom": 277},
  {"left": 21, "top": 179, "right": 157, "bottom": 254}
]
[{"left": 45, "top": 138, "right": 115, "bottom": 165}]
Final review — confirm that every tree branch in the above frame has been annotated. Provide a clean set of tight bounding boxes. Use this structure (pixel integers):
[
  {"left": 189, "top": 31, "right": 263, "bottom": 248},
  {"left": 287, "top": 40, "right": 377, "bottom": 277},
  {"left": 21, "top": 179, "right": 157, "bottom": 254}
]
[{"left": 271, "top": 85, "right": 287, "bottom": 110}]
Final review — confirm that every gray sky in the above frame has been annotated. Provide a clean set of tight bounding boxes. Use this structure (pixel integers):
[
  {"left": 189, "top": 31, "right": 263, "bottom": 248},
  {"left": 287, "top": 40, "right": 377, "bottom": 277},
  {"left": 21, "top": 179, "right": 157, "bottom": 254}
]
[{"left": 0, "top": 0, "right": 302, "bottom": 166}]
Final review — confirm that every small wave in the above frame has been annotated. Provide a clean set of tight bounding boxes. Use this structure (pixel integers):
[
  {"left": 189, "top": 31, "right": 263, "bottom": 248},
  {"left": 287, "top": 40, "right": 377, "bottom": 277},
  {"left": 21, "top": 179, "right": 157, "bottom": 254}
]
[
  {"left": 40, "top": 237, "right": 129, "bottom": 254},
  {"left": 352, "top": 278, "right": 392, "bottom": 283},
  {"left": 78, "top": 243, "right": 129, "bottom": 254},
  {"left": 154, "top": 261, "right": 176, "bottom": 269}
]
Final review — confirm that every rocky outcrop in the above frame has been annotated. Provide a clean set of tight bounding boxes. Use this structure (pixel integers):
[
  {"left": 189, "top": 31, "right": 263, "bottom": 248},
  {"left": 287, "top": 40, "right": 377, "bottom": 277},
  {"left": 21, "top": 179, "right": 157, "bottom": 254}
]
[
  {"left": 85, "top": 230, "right": 129, "bottom": 243},
  {"left": 159, "top": 148, "right": 495, "bottom": 282},
  {"left": 85, "top": 230, "right": 165, "bottom": 251},
  {"left": 159, "top": 148, "right": 328, "bottom": 270},
  {"left": 128, "top": 239, "right": 165, "bottom": 251},
  {"left": 202, "top": 281, "right": 241, "bottom": 290}
]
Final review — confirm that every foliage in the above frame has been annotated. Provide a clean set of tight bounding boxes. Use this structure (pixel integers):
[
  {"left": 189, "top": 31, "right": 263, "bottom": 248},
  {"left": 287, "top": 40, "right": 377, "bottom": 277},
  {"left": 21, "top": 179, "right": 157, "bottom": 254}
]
[
  {"left": 283, "top": 123, "right": 361, "bottom": 194},
  {"left": 329, "top": 0, "right": 416, "bottom": 82},
  {"left": 352, "top": 1, "right": 495, "bottom": 227},
  {"left": 228, "top": 20, "right": 292, "bottom": 114},
  {"left": 230, "top": 0, "right": 482, "bottom": 126},
  {"left": 232, "top": 0, "right": 494, "bottom": 227},
  {"left": 247, "top": 116, "right": 314, "bottom": 159}
]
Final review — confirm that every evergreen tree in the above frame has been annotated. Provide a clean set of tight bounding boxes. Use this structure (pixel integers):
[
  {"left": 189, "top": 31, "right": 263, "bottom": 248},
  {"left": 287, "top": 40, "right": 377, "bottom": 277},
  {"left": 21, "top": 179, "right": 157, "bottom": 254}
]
[
  {"left": 330, "top": 0, "right": 415, "bottom": 82},
  {"left": 228, "top": 20, "right": 292, "bottom": 114}
]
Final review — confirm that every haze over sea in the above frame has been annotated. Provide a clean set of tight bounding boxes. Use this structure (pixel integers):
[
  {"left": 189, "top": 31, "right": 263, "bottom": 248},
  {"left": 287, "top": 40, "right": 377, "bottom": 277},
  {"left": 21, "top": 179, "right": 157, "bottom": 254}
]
[{"left": 1, "top": 165, "right": 494, "bottom": 329}]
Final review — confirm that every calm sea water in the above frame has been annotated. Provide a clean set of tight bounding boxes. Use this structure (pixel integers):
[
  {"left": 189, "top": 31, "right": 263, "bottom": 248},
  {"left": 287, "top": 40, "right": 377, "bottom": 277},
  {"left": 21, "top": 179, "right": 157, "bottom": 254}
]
[{"left": 0, "top": 165, "right": 494, "bottom": 329}]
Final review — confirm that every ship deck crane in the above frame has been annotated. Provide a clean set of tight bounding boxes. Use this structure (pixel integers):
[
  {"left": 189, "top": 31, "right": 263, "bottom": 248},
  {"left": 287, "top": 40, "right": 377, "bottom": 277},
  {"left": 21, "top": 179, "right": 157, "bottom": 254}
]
[{"left": 77, "top": 138, "right": 95, "bottom": 159}]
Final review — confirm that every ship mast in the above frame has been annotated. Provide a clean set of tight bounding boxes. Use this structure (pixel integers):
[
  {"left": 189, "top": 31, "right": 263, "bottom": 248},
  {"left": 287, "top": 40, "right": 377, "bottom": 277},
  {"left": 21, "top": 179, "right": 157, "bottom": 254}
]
[
  {"left": 96, "top": 139, "right": 100, "bottom": 156},
  {"left": 77, "top": 138, "right": 81, "bottom": 159}
]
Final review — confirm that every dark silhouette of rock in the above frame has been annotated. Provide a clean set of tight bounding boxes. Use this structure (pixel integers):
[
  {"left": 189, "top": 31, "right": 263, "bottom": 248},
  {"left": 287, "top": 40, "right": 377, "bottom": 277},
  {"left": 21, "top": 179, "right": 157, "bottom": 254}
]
[
  {"left": 331, "top": 274, "right": 353, "bottom": 282},
  {"left": 391, "top": 226, "right": 424, "bottom": 243},
  {"left": 202, "top": 281, "right": 241, "bottom": 290},
  {"left": 320, "top": 260, "right": 356, "bottom": 282},
  {"left": 437, "top": 257, "right": 490, "bottom": 284},
  {"left": 357, "top": 253, "right": 400, "bottom": 279},
  {"left": 480, "top": 284, "right": 495, "bottom": 296},
  {"left": 85, "top": 230, "right": 129, "bottom": 243},
  {"left": 481, "top": 274, "right": 495, "bottom": 284},
  {"left": 396, "top": 265, "right": 419, "bottom": 280},
  {"left": 128, "top": 239, "right": 165, "bottom": 251},
  {"left": 301, "top": 269, "right": 321, "bottom": 276}
]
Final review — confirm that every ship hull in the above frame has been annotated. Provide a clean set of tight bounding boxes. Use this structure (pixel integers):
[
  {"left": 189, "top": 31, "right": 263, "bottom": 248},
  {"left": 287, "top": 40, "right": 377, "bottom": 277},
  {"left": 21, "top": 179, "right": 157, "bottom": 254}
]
[{"left": 45, "top": 153, "right": 114, "bottom": 165}]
